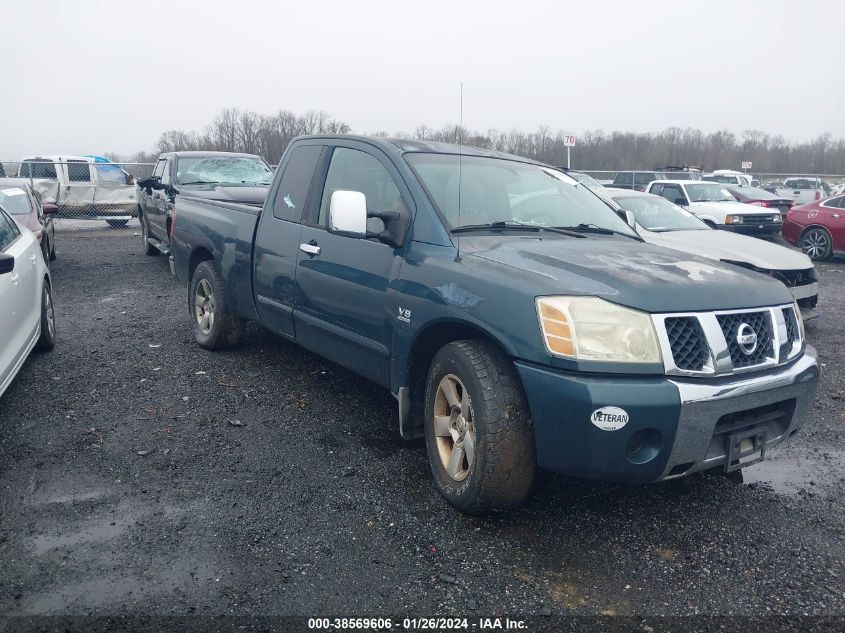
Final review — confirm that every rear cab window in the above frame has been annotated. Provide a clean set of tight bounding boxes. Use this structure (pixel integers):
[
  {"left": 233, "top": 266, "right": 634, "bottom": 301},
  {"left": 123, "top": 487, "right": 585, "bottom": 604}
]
[{"left": 272, "top": 145, "right": 324, "bottom": 222}]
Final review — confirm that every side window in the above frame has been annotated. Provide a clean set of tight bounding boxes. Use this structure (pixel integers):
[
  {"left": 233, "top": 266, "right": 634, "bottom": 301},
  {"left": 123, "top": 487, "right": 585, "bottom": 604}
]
[
  {"left": 649, "top": 184, "right": 663, "bottom": 196},
  {"left": 0, "top": 210, "right": 20, "bottom": 251},
  {"left": 20, "top": 160, "right": 58, "bottom": 179},
  {"left": 161, "top": 159, "right": 172, "bottom": 186},
  {"left": 152, "top": 159, "right": 166, "bottom": 179},
  {"left": 317, "top": 148, "right": 403, "bottom": 231},
  {"left": 273, "top": 145, "right": 323, "bottom": 222},
  {"left": 661, "top": 185, "right": 686, "bottom": 205},
  {"left": 67, "top": 160, "right": 91, "bottom": 182}
]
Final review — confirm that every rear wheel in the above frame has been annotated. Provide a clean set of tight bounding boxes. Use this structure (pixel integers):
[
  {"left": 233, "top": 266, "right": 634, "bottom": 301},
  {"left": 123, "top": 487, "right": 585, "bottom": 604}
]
[
  {"left": 35, "top": 281, "right": 56, "bottom": 351},
  {"left": 189, "top": 261, "right": 245, "bottom": 349},
  {"left": 801, "top": 227, "right": 833, "bottom": 261},
  {"left": 140, "top": 213, "right": 158, "bottom": 256},
  {"left": 107, "top": 219, "right": 129, "bottom": 228},
  {"left": 423, "top": 340, "right": 535, "bottom": 514}
]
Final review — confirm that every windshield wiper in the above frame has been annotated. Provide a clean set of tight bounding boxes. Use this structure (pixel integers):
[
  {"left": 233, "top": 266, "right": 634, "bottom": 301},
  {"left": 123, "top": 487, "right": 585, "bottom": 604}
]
[
  {"left": 555, "top": 223, "right": 642, "bottom": 240},
  {"left": 179, "top": 180, "right": 218, "bottom": 185},
  {"left": 451, "top": 221, "right": 586, "bottom": 238}
]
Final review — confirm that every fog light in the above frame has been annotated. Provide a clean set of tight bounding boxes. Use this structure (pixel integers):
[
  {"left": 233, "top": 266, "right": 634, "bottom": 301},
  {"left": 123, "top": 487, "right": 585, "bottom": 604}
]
[{"left": 625, "top": 428, "right": 663, "bottom": 464}]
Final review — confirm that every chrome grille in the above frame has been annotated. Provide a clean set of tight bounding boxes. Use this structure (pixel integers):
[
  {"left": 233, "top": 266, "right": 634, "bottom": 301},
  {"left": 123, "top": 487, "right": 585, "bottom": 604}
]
[
  {"left": 716, "top": 311, "right": 773, "bottom": 368},
  {"left": 665, "top": 317, "right": 708, "bottom": 371},
  {"left": 654, "top": 304, "right": 800, "bottom": 377}
]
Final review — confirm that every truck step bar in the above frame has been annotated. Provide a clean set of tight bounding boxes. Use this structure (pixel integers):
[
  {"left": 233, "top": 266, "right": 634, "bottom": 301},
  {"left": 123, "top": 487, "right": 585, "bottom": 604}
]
[{"left": 147, "top": 237, "right": 171, "bottom": 257}]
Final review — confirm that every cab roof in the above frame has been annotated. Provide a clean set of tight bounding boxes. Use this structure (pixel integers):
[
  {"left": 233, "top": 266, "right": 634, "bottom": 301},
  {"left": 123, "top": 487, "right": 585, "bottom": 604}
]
[{"left": 294, "top": 134, "right": 544, "bottom": 165}]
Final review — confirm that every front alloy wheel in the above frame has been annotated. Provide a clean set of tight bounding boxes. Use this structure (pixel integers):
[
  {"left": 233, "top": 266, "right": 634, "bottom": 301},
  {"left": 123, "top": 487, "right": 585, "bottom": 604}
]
[
  {"left": 194, "top": 278, "right": 215, "bottom": 335},
  {"left": 801, "top": 228, "right": 832, "bottom": 260},
  {"left": 432, "top": 374, "right": 476, "bottom": 481}
]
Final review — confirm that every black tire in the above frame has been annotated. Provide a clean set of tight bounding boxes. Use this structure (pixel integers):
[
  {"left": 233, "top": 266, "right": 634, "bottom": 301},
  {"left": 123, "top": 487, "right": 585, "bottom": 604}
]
[
  {"left": 49, "top": 240, "right": 56, "bottom": 261},
  {"left": 423, "top": 340, "right": 535, "bottom": 514},
  {"left": 35, "top": 280, "right": 56, "bottom": 351},
  {"left": 703, "top": 220, "right": 717, "bottom": 229},
  {"left": 106, "top": 219, "right": 129, "bottom": 228},
  {"left": 189, "top": 260, "right": 245, "bottom": 349},
  {"left": 41, "top": 238, "right": 50, "bottom": 267},
  {"left": 140, "top": 213, "right": 158, "bottom": 256},
  {"left": 801, "top": 227, "right": 833, "bottom": 261}
]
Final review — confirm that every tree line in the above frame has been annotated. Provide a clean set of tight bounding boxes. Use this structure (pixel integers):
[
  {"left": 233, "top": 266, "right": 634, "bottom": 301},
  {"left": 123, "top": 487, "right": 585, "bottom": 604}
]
[{"left": 121, "top": 107, "right": 845, "bottom": 175}]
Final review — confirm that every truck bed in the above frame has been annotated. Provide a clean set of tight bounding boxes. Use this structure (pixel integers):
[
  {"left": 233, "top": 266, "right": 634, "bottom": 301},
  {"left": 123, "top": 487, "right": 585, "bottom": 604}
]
[{"left": 171, "top": 195, "right": 262, "bottom": 321}]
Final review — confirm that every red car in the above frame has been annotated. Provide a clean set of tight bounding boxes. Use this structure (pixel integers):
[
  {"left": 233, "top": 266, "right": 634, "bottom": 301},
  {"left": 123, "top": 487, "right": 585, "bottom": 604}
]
[
  {"left": 782, "top": 194, "right": 845, "bottom": 260},
  {"left": 0, "top": 178, "right": 57, "bottom": 263}
]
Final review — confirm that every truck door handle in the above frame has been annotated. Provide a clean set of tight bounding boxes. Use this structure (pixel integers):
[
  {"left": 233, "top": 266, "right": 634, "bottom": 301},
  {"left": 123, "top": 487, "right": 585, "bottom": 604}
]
[{"left": 299, "top": 241, "right": 321, "bottom": 256}]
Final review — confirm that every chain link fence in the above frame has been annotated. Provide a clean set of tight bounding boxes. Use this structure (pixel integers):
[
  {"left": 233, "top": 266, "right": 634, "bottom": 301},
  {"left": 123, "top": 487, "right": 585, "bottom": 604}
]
[{"left": 1, "top": 159, "right": 154, "bottom": 232}]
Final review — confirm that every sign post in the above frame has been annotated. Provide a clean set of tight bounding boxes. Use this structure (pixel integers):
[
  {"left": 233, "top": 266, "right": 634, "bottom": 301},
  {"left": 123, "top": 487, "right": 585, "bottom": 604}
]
[{"left": 564, "top": 134, "right": 576, "bottom": 169}]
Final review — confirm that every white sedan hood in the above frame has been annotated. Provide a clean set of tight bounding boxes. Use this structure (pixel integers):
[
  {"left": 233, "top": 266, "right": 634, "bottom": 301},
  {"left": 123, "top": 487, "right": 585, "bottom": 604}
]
[{"left": 643, "top": 229, "right": 813, "bottom": 271}]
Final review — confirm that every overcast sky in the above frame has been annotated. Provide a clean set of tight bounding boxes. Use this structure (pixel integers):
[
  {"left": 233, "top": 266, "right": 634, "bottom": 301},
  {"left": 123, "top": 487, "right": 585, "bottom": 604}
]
[{"left": 1, "top": 0, "right": 843, "bottom": 159}]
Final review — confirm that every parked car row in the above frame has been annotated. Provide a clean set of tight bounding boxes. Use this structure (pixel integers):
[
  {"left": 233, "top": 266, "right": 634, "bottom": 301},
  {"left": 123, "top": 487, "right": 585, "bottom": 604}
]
[
  {"left": 0, "top": 205, "right": 56, "bottom": 398},
  {"left": 147, "top": 134, "right": 820, "bottom": 514}
]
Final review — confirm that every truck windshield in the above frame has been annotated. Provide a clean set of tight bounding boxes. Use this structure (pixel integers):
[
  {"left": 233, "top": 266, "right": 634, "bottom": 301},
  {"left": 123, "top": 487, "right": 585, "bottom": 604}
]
[
  {"left": 175, "top": 157, "right": 273, "bottom": 185},
  {"left": 612, "top": 195, "right": 708, "bottom": 232},
  {"left": 406, "top": 153, "right": 636, "bottom": 236},
  {"left": 684, "top": 183, "right": 735, "bottom": 202}
]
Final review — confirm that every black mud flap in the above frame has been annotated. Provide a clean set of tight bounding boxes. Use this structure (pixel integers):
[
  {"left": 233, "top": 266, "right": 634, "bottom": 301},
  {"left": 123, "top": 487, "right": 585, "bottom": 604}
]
[{"left": 726, "top": 427, "right": 767, "bottom": 472}]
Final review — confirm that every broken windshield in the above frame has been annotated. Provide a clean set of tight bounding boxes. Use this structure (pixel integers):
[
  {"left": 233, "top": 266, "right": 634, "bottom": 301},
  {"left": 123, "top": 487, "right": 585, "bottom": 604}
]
[{"left": 175, "top": 157, "right": 273, "bottom": 185}]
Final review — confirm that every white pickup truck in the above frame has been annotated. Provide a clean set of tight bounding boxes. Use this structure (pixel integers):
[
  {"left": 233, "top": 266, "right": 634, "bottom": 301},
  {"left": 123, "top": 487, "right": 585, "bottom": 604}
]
[
  {"left": 16, "top": 155, "right": 137, "bottom": 226},
  {"left": 775, "top": 177, "right": 827, "bottom": 206},
  {"left": 646, "top": 180, "right": 783, "bottom": 236}
]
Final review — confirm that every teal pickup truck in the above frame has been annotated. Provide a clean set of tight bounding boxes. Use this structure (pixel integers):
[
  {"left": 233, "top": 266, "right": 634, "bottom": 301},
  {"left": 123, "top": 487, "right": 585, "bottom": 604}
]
[{"left": 169, "top": 135, "right": 820, "bottom": 514}]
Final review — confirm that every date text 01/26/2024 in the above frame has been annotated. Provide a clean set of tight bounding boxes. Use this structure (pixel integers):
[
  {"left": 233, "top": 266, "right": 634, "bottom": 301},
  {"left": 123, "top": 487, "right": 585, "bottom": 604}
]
[{"left": 307, "top": 617, "right": 528, "bottom": 630}]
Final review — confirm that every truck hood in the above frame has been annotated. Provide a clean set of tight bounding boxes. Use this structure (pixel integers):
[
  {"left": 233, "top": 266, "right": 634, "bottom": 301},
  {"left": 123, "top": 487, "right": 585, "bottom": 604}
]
[
  {"left": 175, "top": 183, "right": 269, "bottom": 206},
  {"left": 642, "top": 229, "right": 813, "bottom": 271},
  {"left": 459, "top": 234, "right": 793, "bottom": 313},
  {"left": 689, "top": 200, "right": 767, "bottom": 215}
]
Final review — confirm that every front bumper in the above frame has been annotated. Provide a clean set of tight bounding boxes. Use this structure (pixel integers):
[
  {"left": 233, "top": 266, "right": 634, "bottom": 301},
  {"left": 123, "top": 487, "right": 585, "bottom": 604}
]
[
  {"left": 515, "top": 347, "right": 820, "bottom": 483},
  {"left": 720, "top": 222, "right": 783, "bottom": 235}
]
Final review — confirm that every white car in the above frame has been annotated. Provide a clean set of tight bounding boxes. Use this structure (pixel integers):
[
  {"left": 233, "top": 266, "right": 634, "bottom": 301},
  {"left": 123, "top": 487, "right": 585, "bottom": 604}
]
[
  {"left": 601, "top": 188, "right": 819, "bottom": 315},
  {"left": 646, "top": 180, "right": 783, "bottom": 236},
  {"left": 703, "top": 170, "right": 753, "bottom": 186},
  {"left": 16, "top": 155, "right": 137, "bottom": 226},
  {"left": 0, "top": 209, "right": 56, "bottom": 398}
]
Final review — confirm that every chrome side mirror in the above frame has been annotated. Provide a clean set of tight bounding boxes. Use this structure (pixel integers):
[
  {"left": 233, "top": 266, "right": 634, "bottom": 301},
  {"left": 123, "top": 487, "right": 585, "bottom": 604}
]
[
  {"left": 624, "top": 210, "right": 637, "bottom": 229},
  {"left": 329, "top": 190, "right": 368, "bottom": 237}
]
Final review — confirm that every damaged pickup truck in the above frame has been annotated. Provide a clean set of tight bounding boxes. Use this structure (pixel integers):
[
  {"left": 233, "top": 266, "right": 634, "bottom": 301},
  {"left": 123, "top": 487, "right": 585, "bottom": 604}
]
[{"left": 171, "top": 135, "right": 820, "bottom": 514}]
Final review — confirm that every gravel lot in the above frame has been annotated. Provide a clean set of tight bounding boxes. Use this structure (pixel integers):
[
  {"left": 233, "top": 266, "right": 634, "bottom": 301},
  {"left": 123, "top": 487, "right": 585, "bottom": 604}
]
[{"left": 0, "top": 231, "right": 843, "bottom": 624}]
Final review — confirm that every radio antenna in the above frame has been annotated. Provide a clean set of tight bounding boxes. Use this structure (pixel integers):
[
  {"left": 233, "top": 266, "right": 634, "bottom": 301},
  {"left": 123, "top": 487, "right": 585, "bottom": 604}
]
[{"left": 456, "top": 82, "right": 463, "bottom": 260}]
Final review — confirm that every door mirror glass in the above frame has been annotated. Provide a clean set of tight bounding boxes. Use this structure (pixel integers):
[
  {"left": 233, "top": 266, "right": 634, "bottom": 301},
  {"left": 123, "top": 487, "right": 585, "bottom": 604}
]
[
  {"left": 42, "top": 203, "right": 58, "bottom": 215},
  {"left": 0, "top": 253, "right": 14, "bottom": 275},
  {"left": 329, "top": 190, "right": 367, "bottom": 237},
  {"left": 624, "top": 209, "right": 637, "bottom": 229}
]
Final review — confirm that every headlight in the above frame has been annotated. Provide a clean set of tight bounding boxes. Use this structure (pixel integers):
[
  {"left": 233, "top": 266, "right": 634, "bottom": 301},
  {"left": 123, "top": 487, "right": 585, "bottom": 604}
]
[
  {"left": 536, "top": 296, "right": 661, "bottom": 363},
  {"left": 773, "top": 214, "right": 783, "bottom": 223},
  {"left": 725, "top": 215, "right": 744, "bottom": 224},
  {"left": 794, "top": 301, "right": 805, "bottom": 342}
]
